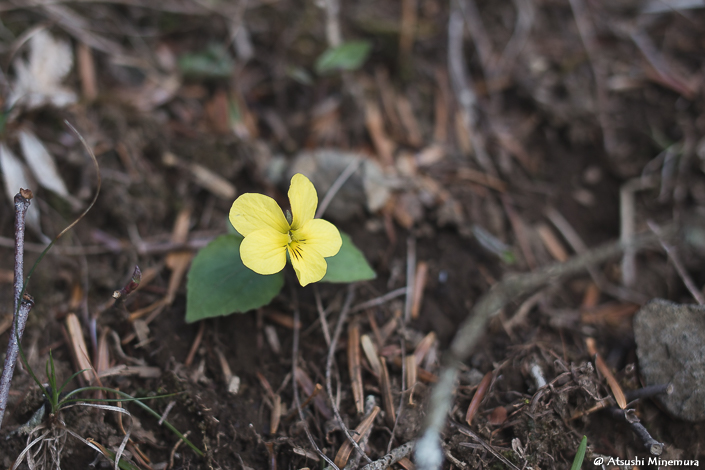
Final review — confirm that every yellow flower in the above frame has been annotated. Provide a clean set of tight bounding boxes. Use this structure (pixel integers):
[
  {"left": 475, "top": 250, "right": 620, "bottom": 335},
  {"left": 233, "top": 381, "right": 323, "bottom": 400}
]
[{"left": 229, "top": 173, "right": 342, "bottom": 286}]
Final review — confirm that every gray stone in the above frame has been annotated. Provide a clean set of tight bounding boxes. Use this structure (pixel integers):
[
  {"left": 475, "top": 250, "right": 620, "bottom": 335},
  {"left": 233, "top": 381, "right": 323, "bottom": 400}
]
[
  {"left": 287, "top": 150, "right": 395, "bottom": 222},
  {"left": 634, "top": 299, "right": 705, "bottom": 421}
]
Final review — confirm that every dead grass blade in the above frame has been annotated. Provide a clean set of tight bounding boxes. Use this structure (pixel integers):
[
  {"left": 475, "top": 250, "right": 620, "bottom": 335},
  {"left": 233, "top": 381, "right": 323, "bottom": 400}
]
[
  {"left": 405, "top": 355, "right": 417, "bottom": 405},
  {"left": 392, "top": 355, "right": 438, "bottom": 383},
  {"left": 586, "top": 337, "right": 626, "bottom": 409},
  {"left": 270, "top": 394, "right": 282, "bottom": 435},
  {"left": 361, "top": 334, "right": 382, "bottom": 377},
  {"left": 410, "top": 261, "right": 428, "bottom": 320},
  {"left": 398, "top": 456, "right": 416, "bottom": 470},
  {"left": 465, "top": 371, "right": 492, "bottom": 426},
  {"left": 77, "top": 42, "right": 97, "bottom": 100},
  {"left": 12, "top": 427, "right": 51, "bottom": 470},
  {"left": 19, "top": 130, "right": 78, "bottom": 208},
  {"left": 348, "top": 320, "right": 364, "bottom": 414},
  {"left": 162, "top": 152, "right": 236, "bottom": 200},
  {"left": 379, "top": 357, "right": 396, "bottom": 428},
  {"left": 413, "top": 332, "right": 436, "bottom": 366},
  {"left": 266, "top": 311, "right": 300, "bottom": 329},
  {"left": 164, "top": 207, "right": 194, "bottom": 304},
  {"left": 95, "top": 327, "right": 110, "bottom": 377},
  {"left": 65, "top": 313, "right": 92, "bottom": 384},
  {"left": 536, "top": 223, "right": 569, "bottom": 262},
  {"left": 97, "top": 365, "right": 161, "bottom": 379},
  {"left": 334, "top": 405, "right": 380, "bottom": 468}
]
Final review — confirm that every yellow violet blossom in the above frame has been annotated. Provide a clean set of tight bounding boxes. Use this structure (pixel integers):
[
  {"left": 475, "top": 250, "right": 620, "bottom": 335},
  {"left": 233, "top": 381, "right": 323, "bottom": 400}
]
[{"left": 229, "top": 173, "right": 342, "bottom": 286}]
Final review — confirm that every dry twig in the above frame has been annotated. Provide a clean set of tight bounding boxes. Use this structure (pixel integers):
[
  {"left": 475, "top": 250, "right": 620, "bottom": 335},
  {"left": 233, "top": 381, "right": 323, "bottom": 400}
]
[
  {"left": 360, "top": 441, "right": 415, "bottom": 470},
  {"left": 607, "top": 408, "right": 663, "bottom": 456},
  {"left": 0, "top": 191, "right": 33, "bottom": 429}
]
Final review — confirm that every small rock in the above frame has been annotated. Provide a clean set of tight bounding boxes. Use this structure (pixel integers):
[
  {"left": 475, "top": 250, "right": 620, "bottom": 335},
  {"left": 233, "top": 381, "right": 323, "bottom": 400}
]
[
  {"left": 633, "top": 299, "right": 705, "bottom": 422},
  {"left": 287, "top": 149, "right": 394, "bottom": 222},
  {"left": 227, "top": 375, "right": 241, "bottom": 395}
]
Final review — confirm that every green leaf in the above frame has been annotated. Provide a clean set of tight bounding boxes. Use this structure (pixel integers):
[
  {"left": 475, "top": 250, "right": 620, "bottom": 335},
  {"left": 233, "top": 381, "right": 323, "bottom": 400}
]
[
  {"left": 321, "top": 232, "right": 375, "bottom": 283},
  {"left": 186, "top": 235, "right": 284, "bottom": 322},
  {"left": 178, "top": 43, "right": 234, "bottom": 79},
  {"left": 570, "top": 436, "right": 588, "bottom": 470},
  {"left": 315, "top": 40, "right": 372, "bottom": 75}
]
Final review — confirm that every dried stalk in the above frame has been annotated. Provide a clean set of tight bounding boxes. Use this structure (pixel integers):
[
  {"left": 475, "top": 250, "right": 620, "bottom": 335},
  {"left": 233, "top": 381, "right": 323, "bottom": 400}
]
[
  {"left": 348, "top": 320, "right": 364, "bottom": 414},
  {"left": 0, "top": 190, "right": 34, "bottom": 429}
]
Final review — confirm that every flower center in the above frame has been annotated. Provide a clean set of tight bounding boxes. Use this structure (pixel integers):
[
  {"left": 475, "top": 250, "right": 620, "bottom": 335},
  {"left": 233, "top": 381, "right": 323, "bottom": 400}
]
[
  {"left": 288, "top": 231, "right": 306, "bottom": 261},
  {"left": 287, "top": 230, "right": 308, "bottom": 260},
  {"left": 288, "top": 230, "right": 303, "bottom": 244}
]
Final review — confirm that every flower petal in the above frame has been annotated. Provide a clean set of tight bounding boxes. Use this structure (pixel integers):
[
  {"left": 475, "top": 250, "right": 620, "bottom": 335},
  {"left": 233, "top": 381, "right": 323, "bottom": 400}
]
[
  {"left": 288, "top": 173, "right": 317, "bottom": 231},
  {"left": 230, "top": 193, "right": 289, "bottom": 237},
  {"left": 240, "top": 229, "right": 288, "bottom": 275},
  {"left": 288, "top": 242, "right": 328, "bottom": 286},
  {"left": 293, "top": 219, "right": 342, "bottom": 258}
]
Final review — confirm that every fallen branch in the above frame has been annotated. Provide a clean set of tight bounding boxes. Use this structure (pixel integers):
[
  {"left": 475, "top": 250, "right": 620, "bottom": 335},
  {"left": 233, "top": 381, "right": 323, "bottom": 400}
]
[
  {"left": 360, "top": 441, "right": 415, "bottom": 470},
  {"left": 607, "top": 408, "right": 663, "bottom": 456}
]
